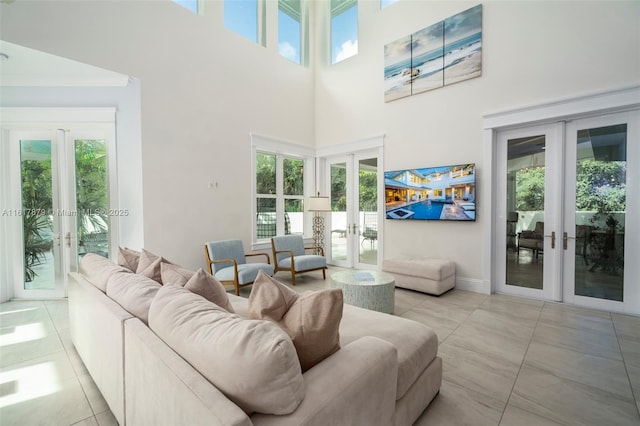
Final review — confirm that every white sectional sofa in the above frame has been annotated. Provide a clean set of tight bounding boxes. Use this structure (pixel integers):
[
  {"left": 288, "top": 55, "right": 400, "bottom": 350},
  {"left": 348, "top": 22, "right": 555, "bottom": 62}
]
[{"left": 68, "top": 254, "right": 442, "bottom": 425}]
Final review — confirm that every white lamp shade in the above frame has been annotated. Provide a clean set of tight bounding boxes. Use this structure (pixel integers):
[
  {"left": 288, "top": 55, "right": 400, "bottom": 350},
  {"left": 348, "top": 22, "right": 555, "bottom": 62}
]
[{"left": 308, "top": 196, "right": 331, "bottom": 212}]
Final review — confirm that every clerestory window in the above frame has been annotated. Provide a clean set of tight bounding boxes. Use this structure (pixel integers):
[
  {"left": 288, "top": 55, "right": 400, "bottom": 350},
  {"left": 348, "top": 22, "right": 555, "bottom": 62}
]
[{"left": 331, "top": 0, "right": 358, "bottom": 64}]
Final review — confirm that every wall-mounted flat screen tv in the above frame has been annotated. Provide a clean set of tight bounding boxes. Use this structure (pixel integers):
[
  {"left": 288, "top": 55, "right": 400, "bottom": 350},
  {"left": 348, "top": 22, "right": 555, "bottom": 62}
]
[{"left": 384, "top": 163, "right": 476, "bottom": 221}]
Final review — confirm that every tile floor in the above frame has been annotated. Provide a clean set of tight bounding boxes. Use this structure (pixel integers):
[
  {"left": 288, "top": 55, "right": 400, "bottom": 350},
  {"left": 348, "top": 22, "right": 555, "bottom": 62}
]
[{"left": 1, "top": 267, "right": 639, "bottom": 425}]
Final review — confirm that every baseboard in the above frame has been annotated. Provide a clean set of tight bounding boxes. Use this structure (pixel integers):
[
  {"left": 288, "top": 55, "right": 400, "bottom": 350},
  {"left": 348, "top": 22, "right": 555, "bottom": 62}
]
[{"left": 455, "top": 277, "right": 490, "bottom": 294}]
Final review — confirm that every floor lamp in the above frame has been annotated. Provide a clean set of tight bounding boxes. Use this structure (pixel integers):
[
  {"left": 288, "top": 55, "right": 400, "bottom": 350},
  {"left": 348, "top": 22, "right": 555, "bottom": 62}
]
[{"left": 308, "top": 193, "right": 331, "bottom": 255}]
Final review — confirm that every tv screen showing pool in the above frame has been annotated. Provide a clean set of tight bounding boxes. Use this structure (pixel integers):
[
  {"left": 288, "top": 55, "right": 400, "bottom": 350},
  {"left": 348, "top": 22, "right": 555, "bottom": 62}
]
[{"left": 384, "top": 163, "right": 476, "bottom": 221}]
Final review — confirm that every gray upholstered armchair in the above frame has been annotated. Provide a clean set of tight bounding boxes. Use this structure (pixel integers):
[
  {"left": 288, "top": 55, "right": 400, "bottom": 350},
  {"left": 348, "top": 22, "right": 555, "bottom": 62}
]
[
  {"left": 204, "top": 239, "right": 274, "bottom": 295},
  {"left": 270, "top": 235, "right": 327, "bottom": 285},
  {"left": 517, "top": 221, "right": 544, "bottom": 259}
]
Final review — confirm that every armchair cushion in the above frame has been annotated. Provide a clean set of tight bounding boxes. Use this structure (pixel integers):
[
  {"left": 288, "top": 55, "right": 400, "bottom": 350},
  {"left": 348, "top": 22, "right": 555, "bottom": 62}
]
[
  {"left": 249, "top": 271, "right": 343, "bottom": 372},
  {"left": 215, "top": 263, "right": 275, "bottom": 285},
  {"left": 272, "top": 235, "right": 306, "bottom": 262},
  {"left": 279, "top": 255, "right": 326, "bottom": 272},
  {"left": 206, "top": 240, "right": 247, "bottom": 273}
]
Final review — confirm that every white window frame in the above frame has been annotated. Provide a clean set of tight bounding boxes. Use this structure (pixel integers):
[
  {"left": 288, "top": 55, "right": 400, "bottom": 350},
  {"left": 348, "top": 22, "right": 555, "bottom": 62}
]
[{"left": 251, "top": 133, "right": 315, "bottom": 250}]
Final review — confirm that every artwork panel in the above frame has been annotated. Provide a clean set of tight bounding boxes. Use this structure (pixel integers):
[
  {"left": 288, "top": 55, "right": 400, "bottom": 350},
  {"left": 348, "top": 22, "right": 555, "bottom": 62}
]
[
  {"left": 384, "top": 34, "right": 412, "bottom": 102},
  {"left": 444, "top": 4, "right": 483, "bottom": 86},
  {"left": 411, "top": 20, "right": 444, "bottom": 95}
]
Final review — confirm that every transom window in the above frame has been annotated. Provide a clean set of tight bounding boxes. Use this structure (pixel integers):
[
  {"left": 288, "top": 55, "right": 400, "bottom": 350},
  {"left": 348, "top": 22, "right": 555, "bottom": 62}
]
[
  {"left": 331, "top": 0, "right": 358, "bottom": 64},
  {"left": 279, "top": 0, "right": 304, "bottom": 64},
  {"left": 224, "top": 0, "right": 265, "bottom": 45},
  {"left": 172, "top": 0, "right": 199, "bottom": 13}
]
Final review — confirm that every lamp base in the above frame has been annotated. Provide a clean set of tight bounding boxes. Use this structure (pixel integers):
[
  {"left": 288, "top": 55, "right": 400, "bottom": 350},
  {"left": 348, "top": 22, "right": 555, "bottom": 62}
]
[{"left": 312, "top": 214, "right": 325, "bottom": 255}]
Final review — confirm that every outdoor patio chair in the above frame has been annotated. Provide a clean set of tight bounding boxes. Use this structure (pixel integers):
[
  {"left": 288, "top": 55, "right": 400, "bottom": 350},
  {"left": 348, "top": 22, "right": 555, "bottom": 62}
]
[
  {"left": 204, "top": 239, "right": 274, "bottom": 295},
  {"left": 517, "top": 221, "right": 544, "bottom": 260},
  {"left": 271, "top": 235, "right": 327, "bottom": 285}
]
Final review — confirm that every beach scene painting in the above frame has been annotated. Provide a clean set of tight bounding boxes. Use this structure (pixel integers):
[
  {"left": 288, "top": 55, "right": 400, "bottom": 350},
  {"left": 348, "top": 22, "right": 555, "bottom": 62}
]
[
  {"left": 444, "top": 4, "right": 482, "bottom": 86},
  {"left": 411, "top": 21, "right": 444, "bottom": 95},
  {"left": 383, "top": 4, "right": 482, "bottom": 102},
  {"left": 384, "top": 34, "right": 413, "bottom": 102}
]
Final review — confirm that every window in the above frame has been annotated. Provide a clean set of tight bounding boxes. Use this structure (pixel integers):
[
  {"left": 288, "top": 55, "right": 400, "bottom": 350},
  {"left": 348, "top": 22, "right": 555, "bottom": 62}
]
[
  {"left": 331, "top": 0, "right": 358, "bottom": 64},
  {"left": 380, "top": 0, "right": 398, "bottom": 9},
  {"left": 279, "top": 0, "right": 304, "bottom": 64},
  {"left": 253, "top": 139, "right": 313, "bottom": 243},
  {"left": 224, "top": 0, "right": 265, "bottom": 45},
  {"left": 172, "top": 0, "right": 199, "bottom": 13}
]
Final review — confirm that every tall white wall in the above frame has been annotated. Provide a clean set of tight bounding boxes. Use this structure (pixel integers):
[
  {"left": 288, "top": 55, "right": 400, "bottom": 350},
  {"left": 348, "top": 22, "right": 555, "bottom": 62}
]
[
  {"left": 0, "top": 0, "right": 316, "bottom": 270},
  {"left": 314, "top": 1, "right": 640, "bottom": 284}
]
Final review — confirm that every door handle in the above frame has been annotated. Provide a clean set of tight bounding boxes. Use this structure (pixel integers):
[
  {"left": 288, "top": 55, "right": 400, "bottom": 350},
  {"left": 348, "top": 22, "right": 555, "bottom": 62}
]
[
  {"left": 65, "top": 232, "right": 72, "bottom": 248},
  {"left": 544, "top": 231, "right": 556, "bottom": 249},
  {"left": 564, "top": 232, "right": 577, "bottom": 250}
]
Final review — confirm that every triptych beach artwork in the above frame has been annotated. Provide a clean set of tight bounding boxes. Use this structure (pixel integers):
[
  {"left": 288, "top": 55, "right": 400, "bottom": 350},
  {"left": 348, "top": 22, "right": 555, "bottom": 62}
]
[{"left": 384, "top": 4, "right": 482, "bottom": 102}]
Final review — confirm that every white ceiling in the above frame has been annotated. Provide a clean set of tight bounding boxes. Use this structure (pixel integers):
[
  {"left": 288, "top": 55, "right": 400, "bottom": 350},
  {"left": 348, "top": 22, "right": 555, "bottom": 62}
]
[{"left": 0, "top": 40, "right": 130, "bottom": 87}]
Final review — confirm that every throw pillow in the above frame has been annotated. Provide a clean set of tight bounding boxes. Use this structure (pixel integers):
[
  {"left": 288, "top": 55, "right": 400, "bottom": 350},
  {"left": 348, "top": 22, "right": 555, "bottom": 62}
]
[
  {"left": 184, "top": 268, "right": 235, "bottom": 313},
  {"left": 117, "top": 247, "right": 140, "bottom": 272},
  {"left": 106, "top": 270, "right": 162, "bottom": 324},
  {"left": 160, "top": 262, "right": 195, "bottom": 286},
  {"left": 148, "top": 285, "right": 305, "bottom": 415},
  {"left": 248, "top": 270, "right": 343, "bottom": 371},
  {"left": 136, "top": 249, "right": 165, "bottom": 284}
]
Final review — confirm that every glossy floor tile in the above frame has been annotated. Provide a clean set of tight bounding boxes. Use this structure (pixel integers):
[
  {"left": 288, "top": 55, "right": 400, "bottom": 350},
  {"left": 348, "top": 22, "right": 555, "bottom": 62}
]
[{"left": 1, "top": 268, "right": 640, "bottom": 425}]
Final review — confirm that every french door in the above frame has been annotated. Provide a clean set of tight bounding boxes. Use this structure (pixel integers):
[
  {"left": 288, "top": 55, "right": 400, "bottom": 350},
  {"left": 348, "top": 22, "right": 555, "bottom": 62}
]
[
  {"left": 3, "top": 127, "right": 115, "bottom": 298},
  {"left": 326, "top": 152, "right": 381, "bottom": 269},
  {"left": 496, "top": 110, "right": 639, "bottom": 314}
]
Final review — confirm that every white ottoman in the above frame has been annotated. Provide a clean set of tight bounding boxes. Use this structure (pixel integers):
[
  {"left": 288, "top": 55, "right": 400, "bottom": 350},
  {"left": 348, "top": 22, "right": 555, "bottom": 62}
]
[{"left": 382, "top": 258, "right": 455, "bottom": 296}]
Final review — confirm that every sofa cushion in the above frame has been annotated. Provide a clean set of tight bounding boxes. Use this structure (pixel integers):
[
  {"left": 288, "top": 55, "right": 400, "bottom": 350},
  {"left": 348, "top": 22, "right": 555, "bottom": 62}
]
[
  {"left": 184, "top": 269, "right": 235, "bottom": 313},
  {"left": 382, "top": 258, "right": 455, "bottom": 280},
  {"left": 248, "top": 271, "right": 343, "bottom": 371},
  {"left": 106, "top": 271, "right": 162, "bottom": 324},
  {"left": 117, "top": 247, "right": 140, "bottom": 272},
  {"left": 160, "top": 262, "right": 195, "bottom": 286},
  {"left": 136, "top": 249, "right": 172, "bottom": 284},
  {"left": 339, "top": 304, "right": 438, "bottom": 400},
  {"left": 148, "top": 285, "right": 305, "bottom": 415},
  {"left": 79, "top": 253, "right": 131, "bottom": 293}
]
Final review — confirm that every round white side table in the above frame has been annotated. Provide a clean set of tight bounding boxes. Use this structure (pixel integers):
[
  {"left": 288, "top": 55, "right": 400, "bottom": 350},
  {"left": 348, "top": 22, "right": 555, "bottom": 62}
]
[{"left": 331, "top": 270, "right": 395, "bottom": 314}]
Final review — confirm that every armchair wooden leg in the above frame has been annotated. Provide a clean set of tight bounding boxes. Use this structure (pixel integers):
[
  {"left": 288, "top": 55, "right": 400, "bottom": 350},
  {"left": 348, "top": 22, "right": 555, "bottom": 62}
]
[
  {"left": 291, "top": 272, "right": 296, "bottom": 286},
  {"left": 322, "top": 269, "right": 326, "bottom": 280}
]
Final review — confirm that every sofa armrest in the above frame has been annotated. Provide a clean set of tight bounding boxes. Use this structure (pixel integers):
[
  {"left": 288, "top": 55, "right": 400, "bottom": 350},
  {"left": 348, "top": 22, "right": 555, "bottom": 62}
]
[{"left": 251, "top": 336, "right": 398, "bottom": 426}]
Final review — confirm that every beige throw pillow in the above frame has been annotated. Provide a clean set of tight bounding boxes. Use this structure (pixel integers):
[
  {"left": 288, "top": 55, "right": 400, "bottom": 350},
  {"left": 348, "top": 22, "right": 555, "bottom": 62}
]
[
  {"left": 117, "top": 247, "right": 140, "bottom": 272},
  {"left": 106, "top": 270, "right": 162, "bottom": 324},
  {"left": 160, "top": 262, "right": 195, "bottom": 286},
  {"left": 248, "top": 271, "right": 343, "bottom": 371},
  {"left": 148, "top": 285, "right": 305, "bottom": 415},
  {"left": 136, "top": 249, "right": 165, "bottom": 283},
  {"left": 185, "top": 268, "right": 235, "bottom": 313}
]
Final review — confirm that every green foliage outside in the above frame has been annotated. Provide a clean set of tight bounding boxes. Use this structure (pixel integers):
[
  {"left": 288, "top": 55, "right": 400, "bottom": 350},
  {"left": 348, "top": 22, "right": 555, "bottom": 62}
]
[
  {"left": 516, "top": 159, "right": 626, "bottom": 229},
  {"left": 21, "top": 155, "right": 53, "bottom": 282},
  {"left": 330, "top": 166, "right": 377, "bottom": 211},
  {"left": 21, "top": 140, "right": 109, "bottom": 281}
]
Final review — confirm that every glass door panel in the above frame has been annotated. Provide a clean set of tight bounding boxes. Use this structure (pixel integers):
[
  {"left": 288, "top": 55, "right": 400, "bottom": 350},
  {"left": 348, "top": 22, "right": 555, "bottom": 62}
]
[
  {"left": 506, "top": 135, "right": 545, "bottom": 290},
  {"left": 357, "top": 157, "right": 378, "bottom": 266},
  {"left": 20, "top": 138, "right": 61, "bottom": 290},
  {"left": 329, "top": 161, "right": 348, "bottom": 264},
  {"left": 74, "top": 139, "right": 111, "bottom": 261},
  {"left": 574, "top": 124, "right": 626, "bottom": 301}
]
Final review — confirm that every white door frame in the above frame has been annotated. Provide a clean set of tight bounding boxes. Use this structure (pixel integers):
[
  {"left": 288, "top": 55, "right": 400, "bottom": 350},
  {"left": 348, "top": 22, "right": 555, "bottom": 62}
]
[
  {"left": 483, "top": 86, "right": 640, "bottom": 313},
  {"left": 495, "top": 123, "right": 564, "bottom": 301},
  {"left": 562, "top": 111, "right": 640, "bottom": 314},
  {"left": 317, "top": 135, "right": 384, "bottom": 269},
  {"left": 0, "top": 107, "right": 118, "bottom": 300}
]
